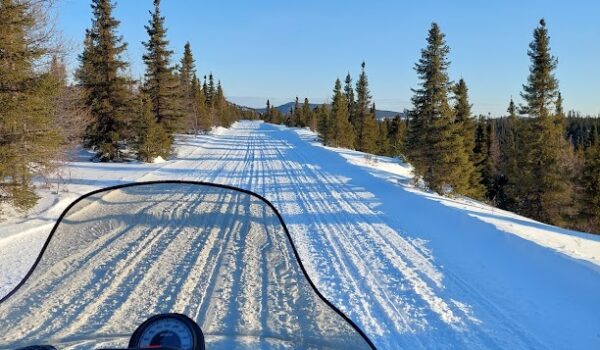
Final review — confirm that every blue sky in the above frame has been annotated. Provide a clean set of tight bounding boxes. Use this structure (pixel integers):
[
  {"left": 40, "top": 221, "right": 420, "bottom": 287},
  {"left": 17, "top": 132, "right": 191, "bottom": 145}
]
[{"left": 55, "top": 0, "right": 600, "bottom": 116}]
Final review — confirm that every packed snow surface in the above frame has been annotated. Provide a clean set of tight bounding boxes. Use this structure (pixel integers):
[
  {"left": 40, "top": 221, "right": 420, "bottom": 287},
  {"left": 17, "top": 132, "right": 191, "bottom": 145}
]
[{"left": 1, "top": 121, "right": 599, "bottom": 349}]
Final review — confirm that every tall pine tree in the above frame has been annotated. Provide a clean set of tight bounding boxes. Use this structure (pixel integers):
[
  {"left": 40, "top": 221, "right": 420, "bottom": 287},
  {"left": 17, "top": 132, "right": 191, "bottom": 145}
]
[
  {"left": 292, "top": 96, "right": 301, "bottom": 127},
  {"left": 518, "top": 19, "right": 573, "bottom": 225},
  {"left": 377, "top": 120, "right": 391, "bottom": 156},
  {"left": 206, "top": 73, "right": 216, "bottom": 109},
  {"left": 388, "top": 115, "right": 407, "bottom": 157},
  {"left": 344, "top": 73, "right": 356, "bottom": 129},
  {"left": 453, "top": 78, "right": 484, "bottom": 198},
  {"left": 475, "top": 119, "right": 501, "bottom": 202},
  {"left": 497, "top": 98, "right": 523, "bottom": 209},
  {"left": 317, "top": 105, "right": 332, "bottom": 144},
  {"left": 578, "top": 133, "right": 600, "bottom": 233},
  {"left": 302, "top": 98, "right": 312, "bottom": 129},
  {"left": 355, "top": 62, "right": 378, "bottom": 153},
  {"left": 0, "top": 0, "right": 62, "bottom": 212},
  {"left": 179, "top": 42, "right": 199, "bottom": 133},
  {"left": 328, "top": 78, "right": 355, "bottom": 148},
  {"left": 133, "top": 93, "right": 170, "bottom": 162},
  {"left": 142, "top": 0, "right": 182, "bottom": 141},
  {"left": 406, "top": 23, "right": 472, "bottom": 195},
  {"left": 264, "top": 100, "right": 272, "bottom": 123},
  {"left": 192, "top": 74, "right": 210, "bottom": 133},
  {"left": 78, "top": 0, "right": 132, "bottom": 161},
  {"left": 215, "top": 81, "right": 231, "bottom": 127}
]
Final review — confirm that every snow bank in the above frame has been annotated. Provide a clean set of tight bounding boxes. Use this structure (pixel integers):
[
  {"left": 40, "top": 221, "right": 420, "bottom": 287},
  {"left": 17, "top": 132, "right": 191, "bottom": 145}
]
[
  {"left": 152, "top": 156, "right": 166, "bottom": 163},
  {"left": 296, "top": 125, "right": 600, "bottom": 267}
]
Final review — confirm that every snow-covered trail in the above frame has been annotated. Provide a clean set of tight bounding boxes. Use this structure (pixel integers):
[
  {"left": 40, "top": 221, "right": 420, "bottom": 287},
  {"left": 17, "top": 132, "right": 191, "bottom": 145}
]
[{"left": 1, "top": 121, "right": 600, "bottom": 349}]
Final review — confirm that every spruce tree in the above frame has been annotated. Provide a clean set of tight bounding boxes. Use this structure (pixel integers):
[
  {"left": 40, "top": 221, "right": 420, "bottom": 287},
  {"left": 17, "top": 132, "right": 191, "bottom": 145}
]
[
  {"left": 265, "top": 100, "right": 272, "bottom": 123},
  {"left": 377, "top": 120, "right": 391, "bottom": 156},
  {"left": 143, "top": 0, "right": 183, "bottom": 139},
  {"left": 215, "top": 81, "right": 230, "bottom": 127},
  {"left": 406, "top": 23, "right": 472, "bottom": 195},
  {"left": 0, "top": 0, "right": 62, "bottom": 213},
  {"left": 292, "top": 96, "right": 301, "bottom": 127},
  {"left": 192, "top": 74, "right": 210, "bottom": 133},
  {"left": 355, "top": 62, "right": 378, "bottom": 153},
  {"left": 344, "top": 73, "right": 356, "bottom": 129},
  {"left": 329, "top": 78, "right": 355, "bottom": 148},
  {"left": 518, "top": 19, "right": 573, "bottom": 225},
  {"left": 78, "top": 0, "right": 132, "bottom": 161},
  {"left": 179, "top": 42, "right": 198, "bottom": 133},
  {"left": 271, "top": 105, "right": 283, "bottom": 125},
  {"left": 497, "top": 98, "right": 522, "bottom": 209},
  {"left": 453, "top": 78, "right": 485, "bottom": 198},
  {"left": 202, "top": 75, "right": 209, "bottom": 104},
  {"left": 179, "top": 42, "right": 195, "bottom": 86},
  {"left": 302, "top": 98, "right": 312, "bottom": 129},
  {"left": 308, "top": 106, "right": 318, "bottom": 132},
  {"left": 206, "top": 73, "right": 216, "bottom": 108},
  {"left": 133, "top": 93, "right": 170, "bottom": 162},
  {"left": 477, "top": 119, "right": 501, "bottom": 202},
  {"left": 389, "top": 115, "right": 407, "bottom": 157},
  {"left": 317, "top": 105, "right": 332, "bottom": 144},
  {"left": 579, "top": 134, "right": 600, "bottom": 233}
]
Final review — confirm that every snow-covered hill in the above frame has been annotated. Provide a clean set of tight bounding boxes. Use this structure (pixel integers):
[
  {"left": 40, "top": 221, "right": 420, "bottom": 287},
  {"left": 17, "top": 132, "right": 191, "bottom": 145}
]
[{"left": 1, "top": 121, "right": 599, "bottom": 349}]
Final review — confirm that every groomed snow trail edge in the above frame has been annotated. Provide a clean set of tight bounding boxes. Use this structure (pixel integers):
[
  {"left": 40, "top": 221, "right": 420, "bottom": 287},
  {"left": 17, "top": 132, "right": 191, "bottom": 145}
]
[{"left": 1, "top": 121, "right": 600, "bottom": 349}]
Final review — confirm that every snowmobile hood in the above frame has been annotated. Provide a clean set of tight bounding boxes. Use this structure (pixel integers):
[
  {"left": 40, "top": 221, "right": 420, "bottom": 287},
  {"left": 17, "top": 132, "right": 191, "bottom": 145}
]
[{"left": 0, "top": 181, "right": 375, "bottom": 350}]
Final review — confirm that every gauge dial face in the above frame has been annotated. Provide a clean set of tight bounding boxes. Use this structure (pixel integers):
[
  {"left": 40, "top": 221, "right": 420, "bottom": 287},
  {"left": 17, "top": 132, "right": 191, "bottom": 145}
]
[{"left": 136, "top": 317, "right": 194, "bottom": 350}]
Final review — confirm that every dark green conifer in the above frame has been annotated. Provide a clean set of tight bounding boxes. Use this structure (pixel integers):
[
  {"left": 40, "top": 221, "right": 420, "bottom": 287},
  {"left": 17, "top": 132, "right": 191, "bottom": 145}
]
[
  {"left": 329, "top": 79, "right": 355, "bottom": 148},
  {"left": 302, "top": 98, "right": 312, "bottom": 129},
  {"left": 142, "top": 0, "right": 183, "bottom": 137},
  {"left": 453, "top": 78, "right": 485, "bottom": 198},
  {"left": 377, "top": 120, "right": 391, "bottom": 156},
  {"left": 344, "top": 73, "right": 356, "bottom": 128},
  {"left": 78, "top": 0, "right": 132, "bottom": 161},
  {"left": 192, "top": 74, "right": 210, "bottom": 133},
  {"left": 264, "top": 100, "right": 272, "bottom": 123},
  {"left": 215, "top": 81, "right": 230, "bottom": 127},
  {"left": 476, "top": 119, "right": 501, "bottom": 202},
  {"left": 388, "top": 115, "right": 407, "bottom": 157},
  {"left": 406, "top": 23, "right": 472, "bottom": 195},
  {"left": 355, "top": 62, "right": 378, "bottom": 153},
  {"left": 206, "top": 73, "right": 216, "bottom": 108},
  {"left": 0, "top": 0, "right": 62, "bottom": 212},
  {"left": 179, "top": 42, "right": 195, "bottom": 86},
  {"left": 579, "top": 133, "right": 600, "bottom": 233},
  {"left": 133, "top": 94, "right": 170, "bottom": 161},
  {"left": 497, "top": 98, "right": 522, "bottom": 208},
  {"left": 202, "top": 75, "right": 209, "bottom": 104},
  {"left": 317, "top": 105, "right": 332, "bottom": 144},
  {"left": 292, "top": 96, "right": 301, "bottom": 127},
  {"left": 518, "top": 19, "right": 573, "bottom": 225},
  {"left": 179, "top": 42, "right": 199, "bottom": 133}
]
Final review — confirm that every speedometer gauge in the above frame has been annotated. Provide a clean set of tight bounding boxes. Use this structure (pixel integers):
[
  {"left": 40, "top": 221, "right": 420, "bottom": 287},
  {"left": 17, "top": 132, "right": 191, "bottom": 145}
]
[{"left": 129, "top": 313, "right": 205, "bottom": 350}]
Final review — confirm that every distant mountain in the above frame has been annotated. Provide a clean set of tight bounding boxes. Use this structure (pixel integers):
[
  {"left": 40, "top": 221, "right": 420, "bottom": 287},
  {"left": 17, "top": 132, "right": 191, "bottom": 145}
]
[
  {"left": 255, "top": 102, "right": 319, "bottom": 115},
  {"left": 254, "top": 102, "right": 406, "bottom": 120}
]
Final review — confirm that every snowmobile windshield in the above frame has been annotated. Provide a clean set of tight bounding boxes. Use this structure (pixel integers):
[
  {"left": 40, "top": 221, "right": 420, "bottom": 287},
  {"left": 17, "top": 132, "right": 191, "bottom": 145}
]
[{"left": 0, "top": 181, "right": 374, "bottom": 350}]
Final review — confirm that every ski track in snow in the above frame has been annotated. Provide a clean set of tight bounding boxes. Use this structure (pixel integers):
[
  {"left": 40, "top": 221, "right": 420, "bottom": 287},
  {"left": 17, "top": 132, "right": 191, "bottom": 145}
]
[{"left": 1, "top": 121, "right": 600, "bottom": 349}]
